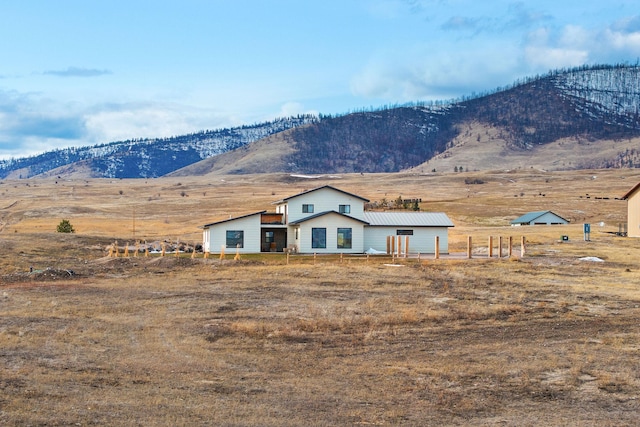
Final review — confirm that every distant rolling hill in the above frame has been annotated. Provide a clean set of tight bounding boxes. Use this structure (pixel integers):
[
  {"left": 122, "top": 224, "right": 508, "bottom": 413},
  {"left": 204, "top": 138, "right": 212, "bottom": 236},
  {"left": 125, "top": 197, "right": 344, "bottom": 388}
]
[
  {"left": 2, "top": 64, "right": 640, "bottom": 179},
  {"left": 172, "top": 64, "right": 640, "bottom": 176}
]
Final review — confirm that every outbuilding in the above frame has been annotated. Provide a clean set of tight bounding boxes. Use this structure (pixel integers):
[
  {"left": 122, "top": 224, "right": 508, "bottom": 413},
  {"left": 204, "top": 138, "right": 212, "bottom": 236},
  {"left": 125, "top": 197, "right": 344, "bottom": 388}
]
[
  {"left": 622, "top": 182, "right": 640, "bottom": 237},
  {"left": 511, "top": 210, "right": 569, "bottom": 226}
]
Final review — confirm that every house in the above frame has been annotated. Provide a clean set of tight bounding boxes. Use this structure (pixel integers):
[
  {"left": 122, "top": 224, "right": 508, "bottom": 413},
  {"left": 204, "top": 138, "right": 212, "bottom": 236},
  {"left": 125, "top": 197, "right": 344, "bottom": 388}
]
[
  {"left": 202, "top": 185, "right": 454, "bottom": 254},
  {"left": 510, "top": 210, "right": 569, "bottom": 226},
  {"left": 621, "top": 182, "right": 640, "bottom": 237}
]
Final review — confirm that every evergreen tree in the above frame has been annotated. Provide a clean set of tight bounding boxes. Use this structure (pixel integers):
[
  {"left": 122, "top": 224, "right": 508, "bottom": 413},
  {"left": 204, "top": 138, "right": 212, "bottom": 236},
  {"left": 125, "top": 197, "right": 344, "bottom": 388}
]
[{"left": 57, "top": 219, "right": 75, "bottom": 233}]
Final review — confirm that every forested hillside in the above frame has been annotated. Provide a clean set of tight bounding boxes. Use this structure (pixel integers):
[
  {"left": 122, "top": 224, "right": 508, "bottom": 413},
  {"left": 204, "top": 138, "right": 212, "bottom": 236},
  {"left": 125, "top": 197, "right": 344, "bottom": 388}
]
[{"left": 280, "top": 64, "right": 640, "bottom": 174}]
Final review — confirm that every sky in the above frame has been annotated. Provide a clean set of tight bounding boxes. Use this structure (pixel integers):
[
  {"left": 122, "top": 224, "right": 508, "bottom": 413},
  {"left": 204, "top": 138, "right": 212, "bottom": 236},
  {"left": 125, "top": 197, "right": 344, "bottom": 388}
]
[{"left": 1, "top": 0, "right": 640, "bottom": 160}]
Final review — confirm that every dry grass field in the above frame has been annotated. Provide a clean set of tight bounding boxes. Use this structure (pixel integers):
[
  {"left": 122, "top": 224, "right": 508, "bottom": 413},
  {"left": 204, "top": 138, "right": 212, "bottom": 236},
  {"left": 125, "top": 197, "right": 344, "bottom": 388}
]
[{"left": 2, "top": 169, "right": 640, "bottom": 425}]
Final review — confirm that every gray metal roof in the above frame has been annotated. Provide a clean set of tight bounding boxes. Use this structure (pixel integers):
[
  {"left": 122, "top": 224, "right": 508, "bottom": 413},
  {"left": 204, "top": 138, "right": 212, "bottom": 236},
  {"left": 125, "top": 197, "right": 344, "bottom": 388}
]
[
  {"left": 288, "top": 211, "right": 369, "bottom": 225},
  {"left": 511, "top": 210, "right": 568, "bottom": 224},
  {"left": 363, "top": 211, "right": 454, "bottom": 227}
]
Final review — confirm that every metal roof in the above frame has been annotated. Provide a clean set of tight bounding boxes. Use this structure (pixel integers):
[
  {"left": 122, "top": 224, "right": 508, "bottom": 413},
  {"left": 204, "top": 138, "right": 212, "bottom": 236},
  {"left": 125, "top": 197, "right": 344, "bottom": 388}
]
[
  {"left": 289, "top": 211, "right": 369, "bottom": 225},
  {"left": 363, "top": 211, "right": 454, "bottom": 227},
  {"left": 202, "top": 211, "right": 266, "bottom": 228},
  {"left": 511, "top": 210, "right": 568, "bottom": 224},
  {"left": 273, "top": 185, "right": 370, "bottom": 204}
]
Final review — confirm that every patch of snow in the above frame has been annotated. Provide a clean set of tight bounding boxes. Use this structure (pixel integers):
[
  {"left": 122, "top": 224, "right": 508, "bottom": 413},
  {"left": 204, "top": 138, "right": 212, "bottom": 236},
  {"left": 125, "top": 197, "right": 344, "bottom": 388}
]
[
  {"left": 365, "top": 248, "right": 387, "bottom": 254},
  {"left": 579, "top": 256, "right": 604, "bottom": 262}
]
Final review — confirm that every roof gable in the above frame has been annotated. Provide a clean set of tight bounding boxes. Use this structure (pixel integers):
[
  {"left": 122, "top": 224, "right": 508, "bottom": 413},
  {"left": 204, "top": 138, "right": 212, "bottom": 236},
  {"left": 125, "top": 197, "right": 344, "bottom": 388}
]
[
  {"left": 274, "top": 185, "right": 369, "bottom": 204},
  {"left": 202, "top": 211, "right": 266, "bottom": 228},
  {"left": 622, "top": 182, "right": 640, "bottom": 200},
  {"left": 511, "top": 210, "right": 568, "bottom": 224},
  {"left": 288, "top": 210, "right": 369, "bottom": 225}
]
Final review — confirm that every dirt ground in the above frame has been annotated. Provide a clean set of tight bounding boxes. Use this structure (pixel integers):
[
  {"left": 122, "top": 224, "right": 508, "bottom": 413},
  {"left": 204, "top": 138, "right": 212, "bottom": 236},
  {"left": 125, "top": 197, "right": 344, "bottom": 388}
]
[{"left": 1, "top": 171, "right": 640, "bottom": 425}]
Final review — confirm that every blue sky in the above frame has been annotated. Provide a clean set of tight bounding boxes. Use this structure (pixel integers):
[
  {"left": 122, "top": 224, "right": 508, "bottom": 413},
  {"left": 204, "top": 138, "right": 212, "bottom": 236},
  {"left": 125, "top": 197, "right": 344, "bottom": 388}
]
[{"left": 1, "top": 0, "right": 639, "bottom": 159}]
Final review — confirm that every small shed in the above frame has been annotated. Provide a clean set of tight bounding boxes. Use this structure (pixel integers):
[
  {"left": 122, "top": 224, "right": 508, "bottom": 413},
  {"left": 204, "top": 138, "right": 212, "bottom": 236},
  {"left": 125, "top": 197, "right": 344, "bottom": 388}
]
[
  {"left": 511, "top": 210, "right": 569, "bottom": 226},
  {"left": 621, "top": 182, "right": 640, "bottom": 237}
]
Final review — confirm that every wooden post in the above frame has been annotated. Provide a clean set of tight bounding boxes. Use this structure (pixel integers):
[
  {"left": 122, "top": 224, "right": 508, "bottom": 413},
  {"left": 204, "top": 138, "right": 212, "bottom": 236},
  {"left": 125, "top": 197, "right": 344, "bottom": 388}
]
[
  {"left": 191, "top": 247, "right": 196, "bottom": 259},
  {"left": 390, "top": 236, "right": 395, "bottom": 256},
  {"left": 145, "top": 247, "right": 149, "bottom": 257},
  {"left": 488, "top": 236, "right": 493, "bottom": 258},
  {"left": 108, "top": 245, "right": 114, "bottom": 257},
  {"left": 508, "top": 236, "right": 513, "bottom": 258},
  {"left": 386, "top": 236, "right": 391, "bottom": 255},
  {"left": 124, "top": 244, "right": 129, "bottom": 258},
  {"left": 175, "top": 244, "right": 180, "bottom": 257},
  {"left": 417, "top": 252, "right": 421, "bottom": 262},
  {"left": 204, "top": 250, "right": 209, "bottom": 259},
  {"left": 134, "top": 241, "right": 139, "bottom": 258},
  {"left": 434, "top": 236, "right": 440, "bottom": 259},
  {"left": 114, "top": 241, "right": 119, "bottom": 258},
  {"left": 234, "top": 243, "right": 240, "bottom": 261},
  {"left": 521, "top": 236, "right": 526, "bottom": 257},
  {"left": 405, "top": 236, "right": 409, "bottom": 258},
  {"left": 467, "top": 236, "right": 472, "bottom": 259},
  {"left": 397, "top": 235, "right": 402, "bottom": 257},
  {"left": 498, "top": 236, "right": 503, "bottom": 258},
  {"left": 161, "top": 242, "right": 166, "bottom": 257},
  {"left": 220, "top": 245, "right": 225, "bottom": 260}
]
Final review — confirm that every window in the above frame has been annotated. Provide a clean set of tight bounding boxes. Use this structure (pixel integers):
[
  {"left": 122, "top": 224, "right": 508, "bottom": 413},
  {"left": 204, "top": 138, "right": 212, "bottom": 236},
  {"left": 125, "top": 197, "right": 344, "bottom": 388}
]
[
  {"left": 226, "top": 230, "right": 244, "bottom": 248},
  {"left": 337, "top": 228, "right": 352, "bottom": 249},
  {"left": 311, "top": 228, "right": 326, "bottom": 249},
  {"left": 396, "top": 229, "right": 414, "bottom": 236},
  {"left": 265, "top": 231, "right": 274, "bottom": 243},
  {"left": 339, "top": 204, "right": 351, "bottom": 214},
  {"left": 302, "top": 204, "right": 314, "bottom": 213}
]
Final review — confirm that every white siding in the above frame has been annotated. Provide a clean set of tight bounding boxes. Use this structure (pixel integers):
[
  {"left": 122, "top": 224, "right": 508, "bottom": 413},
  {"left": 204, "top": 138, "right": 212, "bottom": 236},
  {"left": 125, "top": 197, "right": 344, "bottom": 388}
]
[
  {"left": 206, "top": 214, "right": 262, "bottom": 254},
  {"left": 363, "top": 226, "right": 449, "bottom": 254},
  {"left": 295, "top": 213, "right": 365, "bottom": 254},
  {"left": 284, "top": 188, "right": 365, "bottom": 223}
]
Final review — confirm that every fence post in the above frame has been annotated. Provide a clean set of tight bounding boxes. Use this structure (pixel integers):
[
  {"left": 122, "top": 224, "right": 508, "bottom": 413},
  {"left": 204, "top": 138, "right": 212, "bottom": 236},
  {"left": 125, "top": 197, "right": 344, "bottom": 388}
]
[
  {"left": 488, "top": 236, "right": 493, "bottom": 258},
  {"left": 467, "top": 236, "right": 472, "bottom": 259},
  {"left": 521, "top": 236, "right": 526, "bottom": 257},
  {"left": 405, "top": 235, "right": 410, "bottom": 258},
  {"left": 498, "top": 236, "right": 503, "bottom": 258},
  {"left": 434, "top": 236, "right": 440, "bottom": 259},
  {"left": 508, "top": 236, "right": 513, "bottom": 258}
]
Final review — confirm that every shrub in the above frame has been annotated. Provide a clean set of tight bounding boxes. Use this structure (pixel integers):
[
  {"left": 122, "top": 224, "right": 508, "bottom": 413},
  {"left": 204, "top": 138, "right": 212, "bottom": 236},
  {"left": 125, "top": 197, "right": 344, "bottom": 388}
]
[{"left": 56, "top": 219, "right": 75, "bottom": 233}]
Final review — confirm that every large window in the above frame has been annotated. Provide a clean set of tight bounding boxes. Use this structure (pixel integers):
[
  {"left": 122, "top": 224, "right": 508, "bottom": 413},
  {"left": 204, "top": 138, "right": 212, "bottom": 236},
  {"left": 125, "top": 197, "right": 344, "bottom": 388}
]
[
  {"left": 337, "top": 228, "right": 352, "bottom": 249},
  {"left": 226, "top": 230, "right": 244, "bottom": 248},
  {"left": 311, "top": 228, "right": 326, "bottom": 249},
  {"left": 339, "top": 204, "right": 351, "bottom": 214},
  {"left": 302, "top": 204, "right": 314, "bottom": 213}
]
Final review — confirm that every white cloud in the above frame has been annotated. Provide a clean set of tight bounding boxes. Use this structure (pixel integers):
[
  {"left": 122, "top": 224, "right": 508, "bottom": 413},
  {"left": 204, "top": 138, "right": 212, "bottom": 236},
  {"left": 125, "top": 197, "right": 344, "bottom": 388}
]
[{"left": 350, "top": 41, "right": 521, "bottom": 102}]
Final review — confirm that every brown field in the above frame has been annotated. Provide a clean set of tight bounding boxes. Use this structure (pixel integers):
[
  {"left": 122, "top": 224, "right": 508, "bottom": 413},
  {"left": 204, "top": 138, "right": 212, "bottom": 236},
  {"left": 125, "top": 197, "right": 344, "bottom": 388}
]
[{"left": 2, "top": 169, "right": 640, "bottom": 425}]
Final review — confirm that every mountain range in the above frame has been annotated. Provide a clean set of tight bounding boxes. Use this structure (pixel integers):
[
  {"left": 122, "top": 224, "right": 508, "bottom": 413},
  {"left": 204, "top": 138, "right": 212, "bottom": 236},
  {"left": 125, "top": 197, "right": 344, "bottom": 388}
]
[{"left": 2, "top": 64, "right": 639, "bottom": 179}]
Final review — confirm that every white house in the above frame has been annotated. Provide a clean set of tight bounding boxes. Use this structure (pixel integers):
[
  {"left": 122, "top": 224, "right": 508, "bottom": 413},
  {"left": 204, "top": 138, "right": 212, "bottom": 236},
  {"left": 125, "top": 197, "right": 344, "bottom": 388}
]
[{"left": 202, "top": 185, "right": 454, "bottom": 254}]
